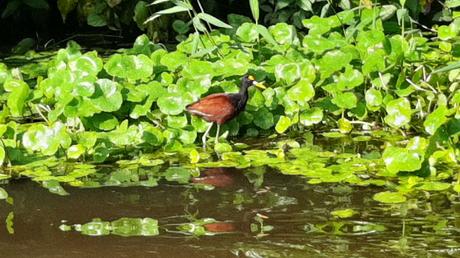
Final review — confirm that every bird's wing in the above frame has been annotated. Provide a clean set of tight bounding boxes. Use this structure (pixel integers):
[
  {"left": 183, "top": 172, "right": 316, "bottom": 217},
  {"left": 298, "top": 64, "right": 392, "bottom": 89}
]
[{"left": 186, "top": 93, "right": 235, "bottom": 118}]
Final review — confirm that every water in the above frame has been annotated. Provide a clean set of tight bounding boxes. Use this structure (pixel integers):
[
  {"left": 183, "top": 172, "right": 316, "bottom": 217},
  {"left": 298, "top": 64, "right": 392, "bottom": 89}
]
[{"left": 1, "top": 166, "right": 460, "bottom": 257}]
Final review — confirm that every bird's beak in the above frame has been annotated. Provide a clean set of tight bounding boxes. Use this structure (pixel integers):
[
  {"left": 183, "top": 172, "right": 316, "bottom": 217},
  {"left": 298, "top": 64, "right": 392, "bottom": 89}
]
[{"left": 252, "top": 80, "right": 267, "bottom": 89}]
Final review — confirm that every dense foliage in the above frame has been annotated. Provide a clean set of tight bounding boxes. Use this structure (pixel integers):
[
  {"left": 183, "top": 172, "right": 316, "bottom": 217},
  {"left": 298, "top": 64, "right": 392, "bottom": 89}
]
[
  {"left": 2, "top": 4, "right": 460, "bottom": 204},
  {"left": 0, "top": 0, "right": 455, "bottom": 46}
]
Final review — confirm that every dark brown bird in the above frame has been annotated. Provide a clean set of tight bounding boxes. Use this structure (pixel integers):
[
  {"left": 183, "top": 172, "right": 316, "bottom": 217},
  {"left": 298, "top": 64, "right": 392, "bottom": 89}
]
[{"left": 186, "top": 75, "right": 266, "bottom": 149}]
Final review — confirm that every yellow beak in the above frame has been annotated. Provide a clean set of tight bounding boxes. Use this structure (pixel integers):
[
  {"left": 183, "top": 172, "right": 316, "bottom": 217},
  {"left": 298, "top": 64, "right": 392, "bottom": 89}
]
[{"left": 253, "top": 81, "right": 267, "bottom": 89}]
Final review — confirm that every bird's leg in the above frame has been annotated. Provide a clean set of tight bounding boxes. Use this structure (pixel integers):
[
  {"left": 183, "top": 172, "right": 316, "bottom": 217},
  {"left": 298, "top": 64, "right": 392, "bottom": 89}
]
[
  {"left": 202, "top": 123, "right": 213, "bottom": 150},
  {"left": 215, "top": 124, "right": 220, "bottom": 144}
]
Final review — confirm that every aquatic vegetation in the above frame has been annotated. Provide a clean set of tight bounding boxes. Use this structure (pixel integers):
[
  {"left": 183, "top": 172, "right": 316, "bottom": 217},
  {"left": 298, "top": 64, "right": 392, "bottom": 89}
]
[{"left": 0, "top": 6, "right": 459, "bottom": 206}]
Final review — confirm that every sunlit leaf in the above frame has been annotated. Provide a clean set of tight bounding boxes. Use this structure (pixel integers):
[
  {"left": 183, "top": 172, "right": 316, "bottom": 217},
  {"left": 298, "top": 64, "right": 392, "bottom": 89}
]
[{"left": 373, "top": 191, "right": 406, "bottom": 204}]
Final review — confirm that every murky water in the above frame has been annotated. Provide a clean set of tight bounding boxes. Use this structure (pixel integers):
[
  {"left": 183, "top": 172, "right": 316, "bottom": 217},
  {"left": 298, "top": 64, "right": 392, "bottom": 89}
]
[{"left": 1, "top": 167, "right": 460, "bottom": 257}]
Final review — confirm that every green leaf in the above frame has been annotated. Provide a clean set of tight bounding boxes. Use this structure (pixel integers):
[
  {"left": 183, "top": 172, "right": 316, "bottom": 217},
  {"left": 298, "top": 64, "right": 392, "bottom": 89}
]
[
  {"left": 362, "top": 50, "right": 386, "bottom": 75},
  {"left": 236, "top": 23, "right": 259, "bottom": 42},
  {"left": 42, "top": 180, "right": 69, "bottom": 196},
  {"left": 91, "top": 79, "right": 122, "bottom": 112},
  {"left": 373, "top": 191, "right": 406, "bottom": 204},
  {"left": 57, "top": 0, "right": 77, "bottom": 22},
  {"left": 4, "top": 79, "right": 29, "bottom": 117},
  {"left": 423, "top": 105, "right": 448, "bottom": 135},
  {"left": 365, "top": 88, "right": 383, "bottom": 110},
  {"left": 338, "top": 118, "right": 353, "bottom": 133},
  {"left": 287, "top": 79, "right": 315, "bottom": 103},
  {"left": 253, "top": 108, "right": 274, "bottom": 130},
  {"left": 78, "top": 132, "right": 98, "bottom": 149},
  {"left": 275, "top": 116, "right": 291, "bottom": 134},
  {"left": 167, "top": 115, "right": 188, "bottom": 129},
  {"left": 173, "top": 20, "right": 190, "bottom": 34},
  {"left": 196, "top": 13, "right": 232, "bottom": 29},
  {"left": 0, "top": 187, "right": 8, "bottom": 200},
  {"left": 23, "top": 0, "right": 49, "bottom": 9},
  {"left": 447, "top": 0, "right": 460, "bottom": 8},
  {"left": 318, "top": 50, "right": 352, "bottom": 78},
  {"left": 92, "top": 113, "right": 119, "bottom": 131},
  {"left": 145, "top": 6, "right": 191, "bottom": 23},
  {"left": 337, "top": 67, "right": 363, "bottom": 90},
  {"left": 331, "top": 208, "right": 356, "bottom": 218},
  {"left": 157, "top": 94, "right": 187, "bottom": 115},
  {"left": 189, "top": 149, "right": 200, "bottom": 163},
  {"left": 2, "top": 0, "right": 21, "bottom": 19},
  {"left": 179, "top": 129, "right": 197, "bottom": 145},
  {"left": 67, "top": 144, "right": 85, "bottom": 159},
  {"left": 302, "top": 16, "right": 332, "bottom": 35},
  {"left": 104, "top": 54, "right": 153, "bottom": 80},
  {"left": 438, "top": 25, "right": 456, "bottom": 40},
  {"left": 302, "top": 35, "right": 336, "bottom": 54},
  {"left": 249, "top": 0, "right": 259, "bottom": 23},
  {"left": 0, "top": 145, "right": 5, "bottom": 166},
  {"left": 418, "top": 182, "right": 451, "bottom": 191},
  {"left": 382, "top": 146, "right": 422, "bottom": 174},
  {"left": 275, "top": 63, "right": 300, "bottom": 84},
  {"left": 384, "top": 98, "right": 411, "bottom": 128},
  {"left": 87, "top": 13, "right": 107, "bottom": 27},
  {"left": 269, "top": 23, "right": 297, "bottom": 45},
  {"left": 215, "top": 142, "right": 232, "bottom": 153},
  {"left": 134, "top": 1, "right": 149, "bottom": 29},
  {"left": 69, "top": 51, "right": 103, "bottom": 76},
  {"left": 160, "top": 51, "right": 187, "bottom": 71},
  {"left": 433, "top": 61, "right": 460, "bottom": 74},
  {"left": 164, "top": 167, "right": 191, "bottom": 184},
  {"left": 255, "top": 24, "right": 278, "bottom": 45},
  {"left": 332, "top": 92, "right": 357, "bottom": 109},
  {"left": 300, "top": 107, "right": 323, "bottom": 126},
  {"left": 142, "top": 124, "right": 164, "bottom": 146}
]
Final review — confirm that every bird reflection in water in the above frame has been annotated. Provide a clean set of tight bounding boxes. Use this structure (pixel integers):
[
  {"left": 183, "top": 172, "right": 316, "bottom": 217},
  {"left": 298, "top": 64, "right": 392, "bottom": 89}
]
[{"left": 191, "top": 167, "right": 242, "bottom": 189}]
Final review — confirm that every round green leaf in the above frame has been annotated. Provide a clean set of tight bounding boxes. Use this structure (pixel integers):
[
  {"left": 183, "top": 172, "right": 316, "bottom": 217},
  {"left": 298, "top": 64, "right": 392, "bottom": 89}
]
[
  {"left": 302, "top": 35, "right": 335, "bottom": 54},
  {"left": 68, "top": 51, "right": 103, "bottom": 76},
  {"left": 214, "top": 142, "right": 232, "bottom": 153},
  {"left": 332, "top": 92, "right": 357, "bottom": 109},
  {"left": 275, "top": 116, "right": 291, "bottom": 134},
  {"left": 300, "top": 107, "right": 323, "bottom": 126},
  {"left": 157, "top": 94, "right": 187, "bottom": 115},
  {"left": 275, "top": 63, "right": 300, "bottom": 85},
  {"left": 167, "top": 115, "right": 188, "bottom": 129},
  {"left": 236, "top": 23, "right": 258, "bottom": 42},
  {"left": 269, "top": 23, "right": 297, "bottom": 45},
  {"left": 384, "top": 98, "right": 411, "bottom": 128},
  {"left": 318, "top": 50, "right": 352, "bottom": 78},
  {"left": 92, "top": 113, "right": 119, "bottom": 131},
  {"left": 142, "top": 125, "right": 164, "bottom": 146},
  {"left": 373, "top": 191, "right": 406, "bottom": 204},
  {"left": 4, "top": 79, "right": 30, "bottom": 117},
  {"left": 382, "top": 146, "right": 422, "bottom": 174},
  {"left": 338, "top": 118, "right": 353, "bottom": 133},
  {"left": 331, "top": 208, "right": 356, "bottom": 218},
  {"left": 365, "top": 88, "right": 383, "bottom": 110},
  {"left": 67, "top": 144, "right": 85, "bottom": 159},
  {"left": 91, "top": 79, "right": 122, "bottom": 112},
  {"left": 160, "top": 51, "right": 187, "bottom": 71},
  {"left": 287, "top": 79, "right": 315, "bottom": 103},
  {"left": 423, "top": 105, "right": 448, "bottom": 135},
  {"left": 253, "top": 108, "right": 274, "bottom": 130}
]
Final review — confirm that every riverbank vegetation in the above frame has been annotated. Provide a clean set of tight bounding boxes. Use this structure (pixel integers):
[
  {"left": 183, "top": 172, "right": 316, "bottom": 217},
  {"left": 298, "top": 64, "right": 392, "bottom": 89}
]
[{"left": 0, "top": 1, "right": 460, "bottom": 204}]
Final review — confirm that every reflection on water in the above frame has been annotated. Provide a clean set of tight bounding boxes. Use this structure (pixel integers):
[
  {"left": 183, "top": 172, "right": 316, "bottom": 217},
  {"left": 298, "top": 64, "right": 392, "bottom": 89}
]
[{"left": 1, "top": 167, "right": 460, "bottom": 257}]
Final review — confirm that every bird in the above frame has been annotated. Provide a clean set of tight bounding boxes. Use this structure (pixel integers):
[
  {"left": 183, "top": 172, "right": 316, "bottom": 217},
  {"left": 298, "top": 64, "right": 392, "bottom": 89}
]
[{"left": 186, "top": 75, "right": 266, "bottom": 149}]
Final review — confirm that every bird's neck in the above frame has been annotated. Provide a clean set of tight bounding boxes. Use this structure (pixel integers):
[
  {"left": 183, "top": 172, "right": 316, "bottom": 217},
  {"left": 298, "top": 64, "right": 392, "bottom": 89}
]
[{"left": 236, "top": 85, "right": 250, "bottom": 110}]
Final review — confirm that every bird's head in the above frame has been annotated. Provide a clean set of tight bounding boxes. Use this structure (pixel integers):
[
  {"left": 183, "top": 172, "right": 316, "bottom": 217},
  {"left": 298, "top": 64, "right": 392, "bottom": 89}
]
[{"left": 242, "top": 75, "right": 266, "bottom": 90}]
